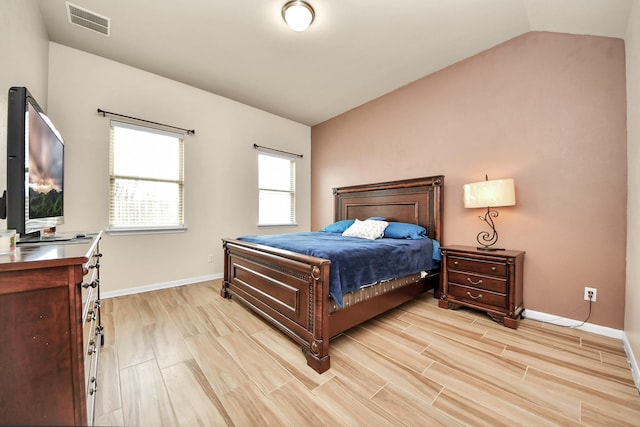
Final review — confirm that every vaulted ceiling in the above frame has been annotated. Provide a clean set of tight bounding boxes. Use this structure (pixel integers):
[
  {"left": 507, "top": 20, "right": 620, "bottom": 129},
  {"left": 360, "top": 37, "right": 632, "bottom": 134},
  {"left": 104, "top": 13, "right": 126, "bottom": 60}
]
[{"left": 37, "top": 0, "right": 633, "bottom": 125}]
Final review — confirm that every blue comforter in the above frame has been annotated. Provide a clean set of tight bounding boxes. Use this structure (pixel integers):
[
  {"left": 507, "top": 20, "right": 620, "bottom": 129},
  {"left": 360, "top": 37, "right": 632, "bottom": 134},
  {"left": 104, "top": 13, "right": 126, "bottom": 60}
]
[{"left": 237, "top": 232, "right": 440, "bottom": 307}]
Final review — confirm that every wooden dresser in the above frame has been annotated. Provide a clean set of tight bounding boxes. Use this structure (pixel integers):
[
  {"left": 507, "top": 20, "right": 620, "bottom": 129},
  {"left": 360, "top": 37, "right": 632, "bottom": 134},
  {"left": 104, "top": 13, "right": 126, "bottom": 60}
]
[
  {"left": 0, "top": 232, "right": 103, "bottom": 426},
  {"left": 439, "top": 245, "right": 525, "bottom": 329}
]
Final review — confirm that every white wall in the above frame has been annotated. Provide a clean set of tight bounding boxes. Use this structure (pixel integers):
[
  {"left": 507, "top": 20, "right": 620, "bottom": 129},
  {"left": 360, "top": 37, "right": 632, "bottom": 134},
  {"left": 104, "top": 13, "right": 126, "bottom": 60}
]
[
  {"left": 0, "top": 0, "right": 49, "bottom": 200},
  {"left": 625, "top": 0, "right": 640, "bottom": 377},
  {"left": 46, "top": 43, "right": 311, "bottom": 295}
]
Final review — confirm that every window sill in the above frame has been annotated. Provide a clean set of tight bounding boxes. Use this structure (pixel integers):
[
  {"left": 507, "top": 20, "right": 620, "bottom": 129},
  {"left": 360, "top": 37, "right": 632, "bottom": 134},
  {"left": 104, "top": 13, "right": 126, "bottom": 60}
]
[
  {"left": 106, "top": 226, "right": 187, "bottom": 236},
  {"left": 258, "top": 223, "right": 298, "bottom": 228}
]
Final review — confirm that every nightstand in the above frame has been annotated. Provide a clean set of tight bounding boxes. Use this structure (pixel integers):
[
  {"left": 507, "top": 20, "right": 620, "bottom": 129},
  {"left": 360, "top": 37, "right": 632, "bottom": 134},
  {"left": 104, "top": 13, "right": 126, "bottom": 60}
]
[{"left": 438, "top": 245, "right": 525, "bottom": 329}]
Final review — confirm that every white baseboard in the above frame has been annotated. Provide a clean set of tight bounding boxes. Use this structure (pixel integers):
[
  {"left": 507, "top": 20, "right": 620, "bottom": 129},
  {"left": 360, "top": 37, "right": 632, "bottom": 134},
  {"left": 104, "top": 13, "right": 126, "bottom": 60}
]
[
  {"left": 523, "top": 309, "right": 623, "bottom": 339},
  {"left": 623, "top": 334, "right": 640, "bottom": 393},
  {"left": 524, "top": 309, "right": 639, "bottom": 393},
  {"left": 101, "top": 273, "right": 223, "bottom": 299}
]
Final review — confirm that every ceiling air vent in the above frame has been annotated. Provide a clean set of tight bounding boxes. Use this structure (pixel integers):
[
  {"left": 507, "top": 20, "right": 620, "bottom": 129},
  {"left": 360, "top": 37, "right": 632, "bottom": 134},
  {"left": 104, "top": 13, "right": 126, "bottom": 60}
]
[{"left": 66, "top": 2, "right": 110, "bottom": 36}]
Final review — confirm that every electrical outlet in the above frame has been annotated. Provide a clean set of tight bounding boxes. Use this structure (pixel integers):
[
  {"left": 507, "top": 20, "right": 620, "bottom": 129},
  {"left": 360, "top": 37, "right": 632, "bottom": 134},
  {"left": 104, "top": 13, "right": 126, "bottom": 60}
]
[
  {"left": 584, "top": 286, "right": 597, "bottom": 302},
  {"left": 207, "top": 254, "right": 214, "bottom": 263}
]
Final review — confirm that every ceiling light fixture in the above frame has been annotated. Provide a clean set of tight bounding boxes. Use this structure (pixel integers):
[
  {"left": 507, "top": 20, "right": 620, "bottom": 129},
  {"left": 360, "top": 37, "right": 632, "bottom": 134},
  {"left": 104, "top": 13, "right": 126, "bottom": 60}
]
[{"left": 282, "top": 0, "right": 315, "bottom": 32}]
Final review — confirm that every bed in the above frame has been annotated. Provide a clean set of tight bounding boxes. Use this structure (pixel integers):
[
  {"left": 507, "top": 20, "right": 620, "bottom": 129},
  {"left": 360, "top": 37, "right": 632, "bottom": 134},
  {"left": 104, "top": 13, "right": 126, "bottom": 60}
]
[{"left": 220, "top": 175, "right": 444, "bottom": 373}]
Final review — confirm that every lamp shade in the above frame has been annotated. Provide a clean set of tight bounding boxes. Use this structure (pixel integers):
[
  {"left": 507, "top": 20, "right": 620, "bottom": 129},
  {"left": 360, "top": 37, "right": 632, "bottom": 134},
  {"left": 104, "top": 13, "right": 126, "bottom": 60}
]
[
  {"left": 463, "top": 178, "right": 516, "bottom": 208},
  {"left": 282, "top": 1, "right": 315, "bottom": 32}
]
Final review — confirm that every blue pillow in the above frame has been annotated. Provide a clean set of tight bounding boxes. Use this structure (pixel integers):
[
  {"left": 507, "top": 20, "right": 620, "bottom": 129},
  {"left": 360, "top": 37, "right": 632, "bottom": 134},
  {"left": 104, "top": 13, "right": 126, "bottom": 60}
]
[
  {"left": 383, "top": 222, "right": 427, "bottom": 239},
  {"left": 320, "top": 219, "right": 355, "bottom": 233},
  {"left": 367, "top": 216, "right": 386, "bottom": 221}
]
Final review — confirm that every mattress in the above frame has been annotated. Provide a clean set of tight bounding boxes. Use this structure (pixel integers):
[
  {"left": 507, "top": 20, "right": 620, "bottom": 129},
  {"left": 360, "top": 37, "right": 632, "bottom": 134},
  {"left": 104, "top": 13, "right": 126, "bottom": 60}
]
[{"left": 237, "top": 232, "right": 440, "bottom": 307}]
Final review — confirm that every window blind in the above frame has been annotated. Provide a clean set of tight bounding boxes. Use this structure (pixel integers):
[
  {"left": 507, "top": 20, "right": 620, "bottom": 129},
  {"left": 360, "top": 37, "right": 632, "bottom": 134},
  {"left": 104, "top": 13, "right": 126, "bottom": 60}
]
[
  {"left": 109, "top": 120, "right": 184, "bottom": 230},
  {"left": 258, "top": 152, "right": 296, "bottom": 226}
]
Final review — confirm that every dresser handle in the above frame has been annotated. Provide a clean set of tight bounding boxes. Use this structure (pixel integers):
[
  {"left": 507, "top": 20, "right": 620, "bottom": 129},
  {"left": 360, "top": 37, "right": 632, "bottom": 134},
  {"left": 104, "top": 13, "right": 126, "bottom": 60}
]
[
  {"left": 491, "top": 266, "right": 497, "bottom": 271},
  {"left": 82, "top": 280, "right": 99, "bottom": 289},
  {"left": 466, "top": 291, "right": 483, "bottom": 300},
  {"left": 466, "top": 277, "right": 483, "bottom": 286},
  {"left": 453, "top": 261, "right": 459, "bottom": 266}
]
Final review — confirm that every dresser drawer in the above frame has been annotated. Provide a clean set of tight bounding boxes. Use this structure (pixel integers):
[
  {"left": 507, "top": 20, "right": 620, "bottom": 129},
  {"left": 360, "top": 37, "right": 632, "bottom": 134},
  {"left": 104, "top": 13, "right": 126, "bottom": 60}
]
[
  {"left": 447, "top": 256, "right": 507, "bottom": 278},
  {"left": 448, "top": 283, "right": 508, "bottom": 309},
  {"left": 85, "top": 325, "right": 100, "bottom": 427},
  {"left": 83, "top": 301, "right": 99, "bottom": 384},
  {"left": 81, "top": 236, "right": 102, "bottom": 427},
  {"left": 448, "top": 271, "right": 507, "bottom": 294}
]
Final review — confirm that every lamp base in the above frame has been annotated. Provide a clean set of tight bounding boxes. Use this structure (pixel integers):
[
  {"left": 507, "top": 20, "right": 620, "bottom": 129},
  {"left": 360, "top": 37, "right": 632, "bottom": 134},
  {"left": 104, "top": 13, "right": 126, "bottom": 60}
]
[{"left": 477, "top": 246, "right": 506, "bottom": 251}]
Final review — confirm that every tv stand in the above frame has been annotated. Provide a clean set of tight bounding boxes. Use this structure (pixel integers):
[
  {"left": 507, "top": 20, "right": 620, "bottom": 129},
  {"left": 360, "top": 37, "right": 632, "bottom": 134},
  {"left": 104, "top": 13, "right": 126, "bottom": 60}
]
[
  {"left": 16, "top": 231, "right": 94, "bottom": 246},
  {"left": 18, "top": 235, "right": 72, "bottom": 244},
  {"left": 0, "top": 189, "right": 6, "bottom": 219}
]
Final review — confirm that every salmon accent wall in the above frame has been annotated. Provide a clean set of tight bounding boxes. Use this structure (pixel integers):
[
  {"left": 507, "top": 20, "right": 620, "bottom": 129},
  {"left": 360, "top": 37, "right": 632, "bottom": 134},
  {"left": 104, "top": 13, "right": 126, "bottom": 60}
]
[{"left": 311, "top": 32, "right": 627, "bottom": 329}]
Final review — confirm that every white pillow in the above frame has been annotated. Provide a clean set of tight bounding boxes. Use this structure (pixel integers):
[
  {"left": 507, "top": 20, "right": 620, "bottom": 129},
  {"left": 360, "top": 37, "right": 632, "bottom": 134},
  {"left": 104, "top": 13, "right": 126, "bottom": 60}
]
[{"left": 342, "top": 219, "right": 389, "bottom": 240}]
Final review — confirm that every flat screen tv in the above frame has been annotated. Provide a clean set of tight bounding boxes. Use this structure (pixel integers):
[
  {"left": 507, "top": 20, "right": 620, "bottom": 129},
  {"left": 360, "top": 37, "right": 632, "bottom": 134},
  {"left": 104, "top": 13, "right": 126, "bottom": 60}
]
[{"left": 3, "top": 86, "right": 64, "bottom": 238}]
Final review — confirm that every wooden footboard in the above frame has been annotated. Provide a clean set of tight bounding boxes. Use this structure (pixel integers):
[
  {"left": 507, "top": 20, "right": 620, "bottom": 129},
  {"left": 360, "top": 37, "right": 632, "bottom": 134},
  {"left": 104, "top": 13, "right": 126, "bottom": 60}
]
[{"left": 221, "top": 239, "right": 332, "bottom": 373}]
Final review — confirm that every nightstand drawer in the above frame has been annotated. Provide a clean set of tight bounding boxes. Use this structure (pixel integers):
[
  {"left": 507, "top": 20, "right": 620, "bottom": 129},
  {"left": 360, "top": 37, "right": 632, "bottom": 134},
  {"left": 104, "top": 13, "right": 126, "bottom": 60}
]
[
  {"left": 447, "top": 256, "right": 507, "bottom": 278},
  {"left": 448, "top": 283, "right": 508, "bottom": 309},
  {"left": 448, "top": 271, "right": 507, "bottom": 294}
]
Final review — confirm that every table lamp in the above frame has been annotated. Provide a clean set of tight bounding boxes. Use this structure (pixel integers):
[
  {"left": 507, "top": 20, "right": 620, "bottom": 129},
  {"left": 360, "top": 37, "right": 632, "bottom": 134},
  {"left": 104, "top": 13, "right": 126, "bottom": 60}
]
[{"left": 463, "top": 175, "right": 516, "bottom": 251}]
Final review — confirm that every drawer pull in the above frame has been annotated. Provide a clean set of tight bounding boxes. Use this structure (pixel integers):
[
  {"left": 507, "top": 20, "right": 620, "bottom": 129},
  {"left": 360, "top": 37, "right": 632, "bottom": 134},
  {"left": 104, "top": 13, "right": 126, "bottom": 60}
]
[
  {"left": 491, "top": 266, "right": 497, "bottom": 271},
  {"left": 82, "top": 280, "right": 99, "bottom": 289},
  {"left": 467, "top": 277, "right": 483, "bottom": 286},
  {"left": 466, "top": 291, "right": 483, "bottom": 300},
  {"left": 89, "top": 378, "right": 99, "bottom": 395},
  {"left": 453, "top": 261, "right": 459, "bottom": 266}
]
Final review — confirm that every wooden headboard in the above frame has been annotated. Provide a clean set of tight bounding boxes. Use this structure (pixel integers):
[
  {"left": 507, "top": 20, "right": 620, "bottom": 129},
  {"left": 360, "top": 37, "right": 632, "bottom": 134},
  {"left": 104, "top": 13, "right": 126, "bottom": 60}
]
[{"left": 333, "top": 175, "right": 444, "bottom": 243}]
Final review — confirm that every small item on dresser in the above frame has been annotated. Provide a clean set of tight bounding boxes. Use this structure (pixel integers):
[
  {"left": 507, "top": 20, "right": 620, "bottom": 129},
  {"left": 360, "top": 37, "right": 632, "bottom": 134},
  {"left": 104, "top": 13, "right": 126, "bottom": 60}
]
[
  {"left": 41, "top": 226, "right": 56, "bottom": 237},
  {"left": 0, "top": 229, "right": 16, "bottom": 253}
]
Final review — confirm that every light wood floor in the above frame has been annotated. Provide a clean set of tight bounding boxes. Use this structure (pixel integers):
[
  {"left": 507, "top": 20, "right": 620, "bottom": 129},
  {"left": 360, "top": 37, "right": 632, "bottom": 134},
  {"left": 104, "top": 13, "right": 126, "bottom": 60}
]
[{"left": 95, "top": 279, "right": 640, "bottom": 426}]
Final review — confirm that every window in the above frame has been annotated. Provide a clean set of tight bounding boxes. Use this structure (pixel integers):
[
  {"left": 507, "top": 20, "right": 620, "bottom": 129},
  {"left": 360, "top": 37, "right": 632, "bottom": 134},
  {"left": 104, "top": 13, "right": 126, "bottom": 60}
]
[
  {"left": 109, "top": 121, "right": 184, "bottom": 232},
  {"left": 258, "top": 152, "right": 296, "bottom": 226}
]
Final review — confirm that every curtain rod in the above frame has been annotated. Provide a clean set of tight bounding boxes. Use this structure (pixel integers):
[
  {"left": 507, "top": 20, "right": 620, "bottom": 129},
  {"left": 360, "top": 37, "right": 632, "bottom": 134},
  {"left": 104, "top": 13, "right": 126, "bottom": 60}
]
[
  {"left": 253, "top": 143, "right": 303, "bottom": 158},
  {"left": 97, "top": 108, "right": 195, "bottom": 135}
]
